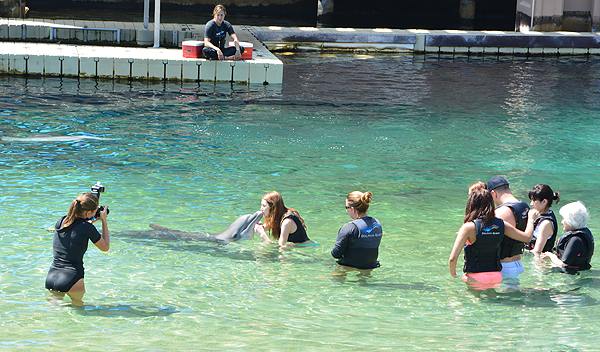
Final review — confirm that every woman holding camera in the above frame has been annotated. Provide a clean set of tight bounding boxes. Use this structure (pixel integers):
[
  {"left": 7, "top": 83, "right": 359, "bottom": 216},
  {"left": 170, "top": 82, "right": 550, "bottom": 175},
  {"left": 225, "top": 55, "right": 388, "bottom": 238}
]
[{"left": 45, "top": 192, "right": 110, "bottom": 306}]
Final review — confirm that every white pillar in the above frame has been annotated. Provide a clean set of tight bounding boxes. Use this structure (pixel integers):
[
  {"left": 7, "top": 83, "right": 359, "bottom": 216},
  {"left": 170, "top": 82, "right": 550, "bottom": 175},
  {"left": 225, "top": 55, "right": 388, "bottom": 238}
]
[
  {"left": 592, "top": 0, "right": 600, "bottom": 31},
  {"left": 154, "top": 0, "right": 161, "bottom": 48},
  {"left": 459, "top": 0, "right": 476, "bottom": 29},
  {"left": 317, "top": 0, "right": 334, "bottom": 20},
  {"left": 143, "top": 0, "right": 150, "bottom": 30}
]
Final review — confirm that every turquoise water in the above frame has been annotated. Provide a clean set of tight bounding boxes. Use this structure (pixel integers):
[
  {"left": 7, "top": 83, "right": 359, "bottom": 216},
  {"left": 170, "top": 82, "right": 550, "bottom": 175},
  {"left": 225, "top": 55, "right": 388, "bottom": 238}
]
[{"left": 1, "top": 53, "right": 600, "bottom": 351}]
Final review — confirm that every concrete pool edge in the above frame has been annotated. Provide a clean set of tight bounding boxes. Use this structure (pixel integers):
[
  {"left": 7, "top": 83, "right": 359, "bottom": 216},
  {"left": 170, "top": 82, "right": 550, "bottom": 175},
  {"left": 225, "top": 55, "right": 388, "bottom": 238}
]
[
  {"left": 248, "top": 26, "right": 600, "bottom": 55},
  {"left": 3, "top": 18, "right": 600, "bottom": 83}
]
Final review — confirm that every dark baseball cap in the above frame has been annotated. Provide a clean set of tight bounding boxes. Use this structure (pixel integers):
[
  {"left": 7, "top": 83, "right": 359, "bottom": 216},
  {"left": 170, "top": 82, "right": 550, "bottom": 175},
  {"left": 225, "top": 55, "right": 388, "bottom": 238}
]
[{"left": 487, "top": 176, "right": 509, "bottom": 191}]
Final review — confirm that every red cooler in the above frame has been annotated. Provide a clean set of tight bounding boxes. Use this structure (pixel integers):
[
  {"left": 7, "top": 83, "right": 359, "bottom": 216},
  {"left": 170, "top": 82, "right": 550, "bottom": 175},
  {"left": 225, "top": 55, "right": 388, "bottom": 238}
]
[
  {"left": 230, "top": 41, "right": 253, "bottom": 60},
  {"left": 182, "top": 41, "right": 204, "bottom": 58}
]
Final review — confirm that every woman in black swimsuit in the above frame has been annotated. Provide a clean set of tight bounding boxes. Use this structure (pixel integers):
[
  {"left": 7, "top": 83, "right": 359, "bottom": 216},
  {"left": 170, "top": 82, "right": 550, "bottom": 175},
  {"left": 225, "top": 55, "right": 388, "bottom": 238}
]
[
  {"left": 254, "top": 191, "right": 313, "bottom": 246},
  {"left": 45, "top": 192, "right": 110, "bottom": 306}
]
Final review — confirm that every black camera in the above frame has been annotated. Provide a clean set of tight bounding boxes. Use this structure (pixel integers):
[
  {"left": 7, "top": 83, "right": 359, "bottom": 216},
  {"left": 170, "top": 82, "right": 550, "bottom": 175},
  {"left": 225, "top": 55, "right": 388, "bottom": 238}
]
[{"left": 91, "top": 181, "right": 110, "bottom": 218}]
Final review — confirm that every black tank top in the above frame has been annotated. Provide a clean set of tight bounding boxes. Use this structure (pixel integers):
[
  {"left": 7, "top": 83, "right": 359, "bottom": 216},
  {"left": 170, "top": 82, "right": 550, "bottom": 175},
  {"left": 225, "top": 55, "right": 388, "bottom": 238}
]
[{"left": 282, "top": 212, "right": 310, "bottom": 243}]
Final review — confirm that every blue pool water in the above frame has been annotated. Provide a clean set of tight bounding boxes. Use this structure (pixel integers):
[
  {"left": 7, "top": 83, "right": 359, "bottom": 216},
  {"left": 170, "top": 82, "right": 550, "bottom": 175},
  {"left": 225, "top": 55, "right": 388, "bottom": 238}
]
[{"left": 1, "top": 53, "right": 600, "bottom": 350}]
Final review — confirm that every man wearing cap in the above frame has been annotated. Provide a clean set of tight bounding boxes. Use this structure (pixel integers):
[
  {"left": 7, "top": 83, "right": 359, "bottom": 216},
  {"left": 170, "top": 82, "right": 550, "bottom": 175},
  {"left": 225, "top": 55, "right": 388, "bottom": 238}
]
[{"left": 487, "top": 176, "right": 530, "bottom": 280}]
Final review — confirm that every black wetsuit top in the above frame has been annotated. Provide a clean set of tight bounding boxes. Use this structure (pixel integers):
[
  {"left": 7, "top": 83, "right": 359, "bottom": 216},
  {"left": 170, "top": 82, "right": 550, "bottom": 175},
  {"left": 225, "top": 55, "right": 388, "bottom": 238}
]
[
  {"left": 283, "top": 212, "right": 310, "bottom": 243},
  {"left": 45, "top": 216, "right": 101, "bottom": 292},
  {"left": 463, "top": 218, "right": 504, "bottom": 273},
  {"left": 556, "top": 227, "right": 595, "bottom": 274},
  {"left": 331, "top": 216, "right": 383, "bottom": 269},
  {"left": 497, "top": 201, "right": 529, "bottom": 259},
  {"left": 525, "top": 211, "right": 558, "bottom": 252},
  {"left": 204, "top": 19, "right": 235, "bottom": 49}
]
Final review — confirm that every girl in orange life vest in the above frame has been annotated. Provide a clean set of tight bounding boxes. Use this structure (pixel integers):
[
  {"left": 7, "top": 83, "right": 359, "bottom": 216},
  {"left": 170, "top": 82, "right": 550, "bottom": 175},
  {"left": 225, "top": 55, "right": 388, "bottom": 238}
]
[
  {"left": 254, "top": 191, "right": 314, "bottom": 247},
  {"left": 449, "top": 188, "right": 538, "bottom": 284}
]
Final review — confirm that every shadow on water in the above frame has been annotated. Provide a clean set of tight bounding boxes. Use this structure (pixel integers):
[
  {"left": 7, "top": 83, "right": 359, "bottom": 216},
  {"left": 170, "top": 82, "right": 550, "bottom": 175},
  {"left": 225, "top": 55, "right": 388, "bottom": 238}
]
[
  {"left": 478, "top": 287, "right": 600, "bottom": 308},
  {"left": 469, "top": 274, "right": 600, "bottom": 308},
  {"left": 118, "top": 230, "right": 285, "bottom": 262},
  {"left": 331, "top": 266, "right": 440, "bottom": 292},
  {"left": 72, "top": 304, "right": 179, "bottom": 318}
]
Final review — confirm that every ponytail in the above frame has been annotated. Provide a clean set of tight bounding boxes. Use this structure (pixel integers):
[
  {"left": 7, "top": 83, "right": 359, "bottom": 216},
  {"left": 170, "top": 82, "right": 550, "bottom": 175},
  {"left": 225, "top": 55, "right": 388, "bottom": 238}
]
[
  {"left": 553, "top": 192, "right": 560, "bottom": 205},
  {"left": 63, "top": 193, "right": 99, "bottom": 227}
]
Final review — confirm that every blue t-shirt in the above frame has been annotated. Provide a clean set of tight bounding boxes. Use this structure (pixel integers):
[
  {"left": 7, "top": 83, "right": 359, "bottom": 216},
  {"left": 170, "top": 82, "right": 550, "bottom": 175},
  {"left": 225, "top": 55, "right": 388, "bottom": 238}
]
[{"left": 204, "top": 19, "right": 235, "bottom": 49}]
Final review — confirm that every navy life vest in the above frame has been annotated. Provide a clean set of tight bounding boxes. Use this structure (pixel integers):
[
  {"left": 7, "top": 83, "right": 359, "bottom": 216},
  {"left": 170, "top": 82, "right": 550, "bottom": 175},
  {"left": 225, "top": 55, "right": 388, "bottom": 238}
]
[
  {"left": 556, "top": 227, "right": 595, "bottom": 272},
  {"left": 525, "top": 211, "right": 558, "bottom": 252},
  {"left": 463, "top": 217, "right": 505, "bottom": 273},
  {"left": 498, "top": 201, "right": 530, "bottom": 259},
  {"left": 351, "top": 217, "right": 383, "bottom": 246}
]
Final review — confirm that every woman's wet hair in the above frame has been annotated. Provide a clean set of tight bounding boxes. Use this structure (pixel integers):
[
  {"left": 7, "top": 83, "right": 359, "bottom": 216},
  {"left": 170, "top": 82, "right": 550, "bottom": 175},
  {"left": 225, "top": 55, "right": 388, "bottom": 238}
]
[
  {"left": 346, "top": 191, "right": 372, "bottom": 214},
  {"left": 262, "top": 191, "right": 306, "bottom": 240},
  {"left": 464, "top": 189, "right": 495, "bottom": 224},
  {"left": 560, "top": 201, "right": 589, "bottom": 229},
  {"left": 528, "top": 184, "right": 560, "bottom": 208},
  {"left": 213, "top": 4, "right": 226, "bottom": 16},
  {"left": 63, "top": 193, "right": 99, "bottom": 227},
  {"left": 468, "top": 181, "right": 487, "bottom": 196}
]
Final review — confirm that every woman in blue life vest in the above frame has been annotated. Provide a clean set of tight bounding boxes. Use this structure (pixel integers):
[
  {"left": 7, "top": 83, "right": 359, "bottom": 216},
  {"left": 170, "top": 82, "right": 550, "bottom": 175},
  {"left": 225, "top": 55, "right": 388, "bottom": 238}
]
[
  {"left": 525, "top": 184, "right": 560, "bottom": 254},
  {"left": 254, "top": 191, "right": 314, "bottom": 247},
  {"left": 45, "top": 193, "right": 110, "bottom": 306},
  {"left": 202, "top": 4, "right": 242, "bottom": 61},
  {"left": 331, "top": 191, "right": 383, "bottom": 269},
  {"left": 449, "top": 188, "right": 538, "bottom": 285},
  {"left": 541, "top": 201, "right": 594, "bottom": 274}
]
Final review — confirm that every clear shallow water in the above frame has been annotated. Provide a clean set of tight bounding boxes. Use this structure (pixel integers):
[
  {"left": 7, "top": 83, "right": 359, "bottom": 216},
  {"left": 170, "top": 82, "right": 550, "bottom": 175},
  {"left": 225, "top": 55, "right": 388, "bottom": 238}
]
[{"left": 1, "top": 53, "right": 600, "bottom": 351}]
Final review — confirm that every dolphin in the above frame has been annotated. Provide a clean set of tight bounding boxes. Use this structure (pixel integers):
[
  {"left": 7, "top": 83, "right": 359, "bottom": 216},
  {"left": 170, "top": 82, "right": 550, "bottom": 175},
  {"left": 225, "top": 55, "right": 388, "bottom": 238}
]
[
  {"left": 1, "top": 136, "right": 116, "bottom": 142},
  {"left": 147, "top": 211, "right": 263, "bottom": 244}
]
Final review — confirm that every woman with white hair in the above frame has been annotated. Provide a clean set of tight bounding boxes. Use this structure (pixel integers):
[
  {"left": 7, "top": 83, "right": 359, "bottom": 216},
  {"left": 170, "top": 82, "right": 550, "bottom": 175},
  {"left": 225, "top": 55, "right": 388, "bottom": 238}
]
[{"left": 541, "top": 201, "right": 594, "bottom": 274}]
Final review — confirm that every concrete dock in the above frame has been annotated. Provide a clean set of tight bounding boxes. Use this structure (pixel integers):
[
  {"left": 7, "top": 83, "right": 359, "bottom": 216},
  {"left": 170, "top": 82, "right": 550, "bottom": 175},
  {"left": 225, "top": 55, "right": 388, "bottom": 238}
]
[
  {"left": 3, "top": 18, "right": 600, "bottom": 84},
  {"left": 250, "top": 26, "right": 600, "bottom": 55},
  {"left": 0, "top": 18, "right": 283, "bottom": 84}
]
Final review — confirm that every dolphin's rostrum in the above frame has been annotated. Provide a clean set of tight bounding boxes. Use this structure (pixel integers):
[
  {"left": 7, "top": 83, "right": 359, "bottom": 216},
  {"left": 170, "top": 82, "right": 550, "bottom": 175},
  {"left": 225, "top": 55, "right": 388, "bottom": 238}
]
[{"left": 148, "top": 211, "right": 263, "bottom": 244}]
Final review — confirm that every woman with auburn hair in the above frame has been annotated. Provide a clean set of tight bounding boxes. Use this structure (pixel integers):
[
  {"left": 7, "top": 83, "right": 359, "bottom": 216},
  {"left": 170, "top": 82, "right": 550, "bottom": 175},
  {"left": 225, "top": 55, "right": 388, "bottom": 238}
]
[
  {"left": 449, "top": 189, "right": 537, "bottom": 286},
  {"left": 525, "top": 184, "right": 560, "bottom": 254},
  {"left": 45, "top": 192, "right": 110, "bottom": 306},
  {"left": 331, "top": 191, "right": 383, "bottom": 269},
  {"left": 254, "top": 191, "right": 312, "bottom": 246},
  {"left": 468, "top": 181, "right": 487, "bottom": 195}
]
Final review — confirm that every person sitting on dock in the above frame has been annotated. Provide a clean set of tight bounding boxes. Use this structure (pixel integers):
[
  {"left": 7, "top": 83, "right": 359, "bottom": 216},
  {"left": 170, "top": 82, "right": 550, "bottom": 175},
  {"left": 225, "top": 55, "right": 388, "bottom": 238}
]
[{"left": 202, "top": 4, "right": 243, "bottom": 61}]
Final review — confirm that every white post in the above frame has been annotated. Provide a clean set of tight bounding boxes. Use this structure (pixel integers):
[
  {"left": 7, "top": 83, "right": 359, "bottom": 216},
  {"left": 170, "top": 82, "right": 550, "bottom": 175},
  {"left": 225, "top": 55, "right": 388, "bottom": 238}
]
[
  {"left": 530, "top": 0, "right": 536, "bottom": 30},
  {"left": 153, "top": 0, "right": 161, "bottom": 48},
  {"left": 143, "top": 0, "right": 150, "bottom": 30}
]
